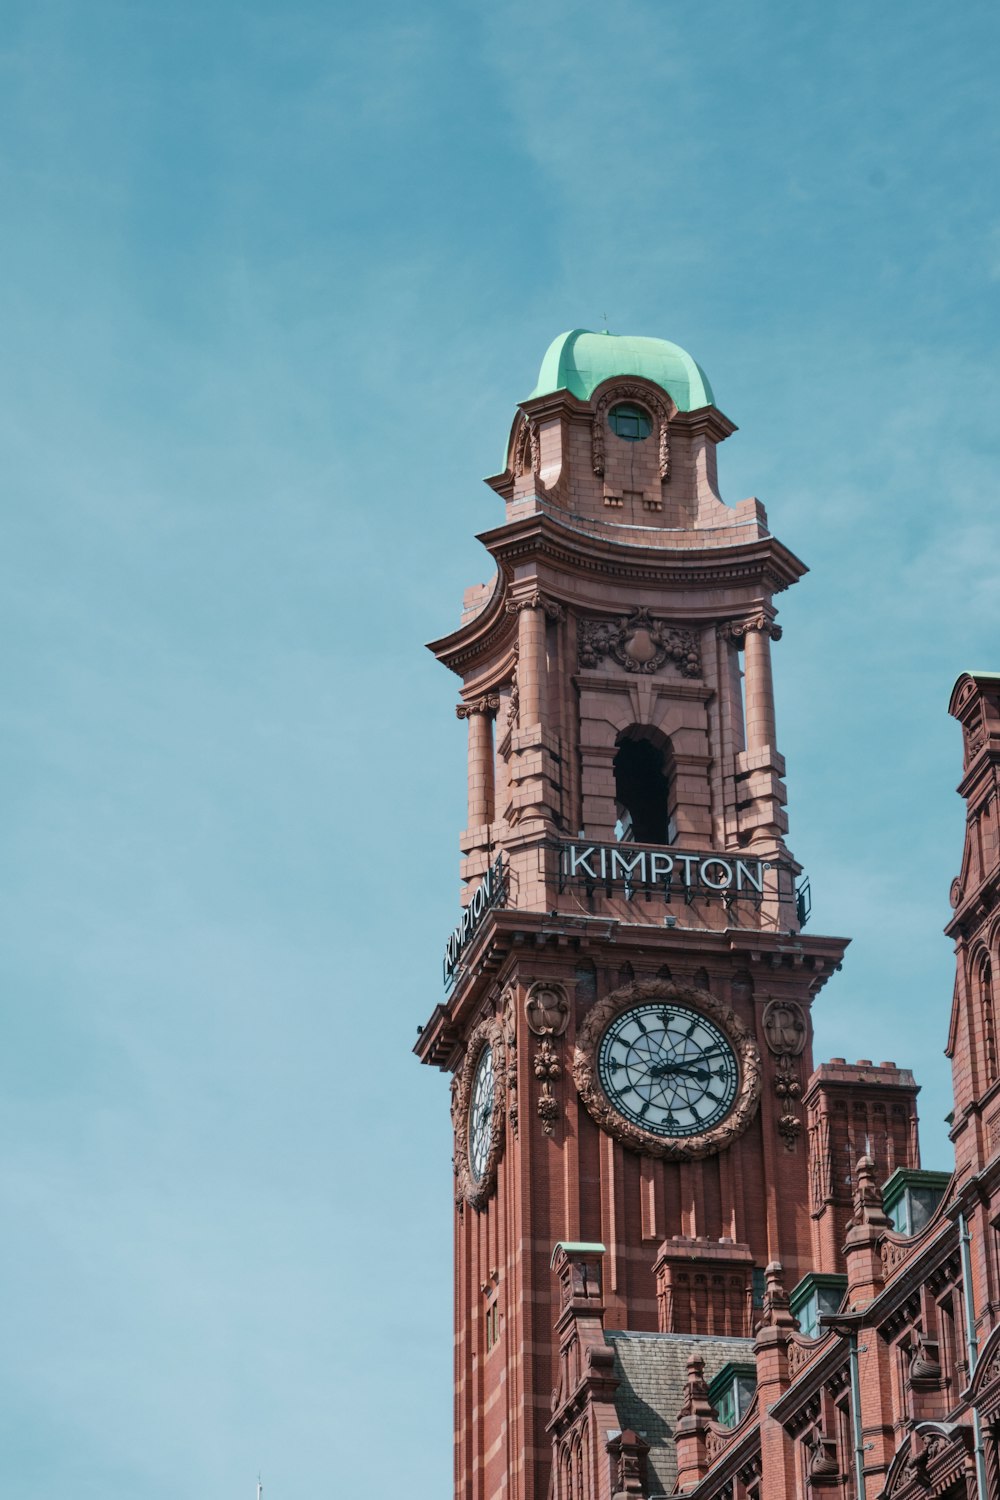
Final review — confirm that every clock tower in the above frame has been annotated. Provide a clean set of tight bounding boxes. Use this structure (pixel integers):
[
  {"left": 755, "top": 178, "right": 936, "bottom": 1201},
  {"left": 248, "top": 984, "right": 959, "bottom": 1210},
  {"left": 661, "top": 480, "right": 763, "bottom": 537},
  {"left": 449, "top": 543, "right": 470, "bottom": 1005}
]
[{"left": 415, "top": 331, "right": 850, "bottom": 1500}]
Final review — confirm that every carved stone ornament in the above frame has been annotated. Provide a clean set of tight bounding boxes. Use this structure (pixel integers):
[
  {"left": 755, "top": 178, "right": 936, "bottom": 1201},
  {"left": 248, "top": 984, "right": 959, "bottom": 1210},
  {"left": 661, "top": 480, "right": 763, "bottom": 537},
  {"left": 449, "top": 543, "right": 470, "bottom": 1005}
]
[
  {"left": 591, "top": 383, "right": 672, "bottom": 481},
  {"left": 881, "top": 1421, "right": 971, "bottom": 1499},
  {"left": 512, "top": 415, "right": 540, "bottom": 477},
  {"left": 525, "top": 982, "right": 570, "bottom": 1037},
  {"left": 718, "top": 614, "right": 783, "bottom": 644},
  {"left": 806, "top": 1431, "right": 840, "bottom": 1486},
  {"left": 762, "top": 999, "right": 808, "bottom": 1057},
  {"left": 577, "top": 607, "right": 701, "bottom": 677},
  {"left": 452, "top": 1016, "right": 507, "bottom": 1211},
  {"left": 572, "top": 979, "right": 762, "bottom": 1161},
  {"left": 455, "top": 694, "right": 500, "bottom": 719},
  {"left": 505, "top": 592, "right": 565, "bottom": 621},
  {"left": 534, "top": 1037, "right": 562, "bottom": 1136}
]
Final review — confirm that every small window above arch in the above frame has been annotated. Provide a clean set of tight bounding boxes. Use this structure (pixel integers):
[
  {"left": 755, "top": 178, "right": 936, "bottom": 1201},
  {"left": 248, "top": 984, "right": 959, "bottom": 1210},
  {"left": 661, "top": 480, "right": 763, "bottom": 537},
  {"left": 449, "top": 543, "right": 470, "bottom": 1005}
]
[{"left": 607, "top": 402, "right": 652, "bottom": 441}]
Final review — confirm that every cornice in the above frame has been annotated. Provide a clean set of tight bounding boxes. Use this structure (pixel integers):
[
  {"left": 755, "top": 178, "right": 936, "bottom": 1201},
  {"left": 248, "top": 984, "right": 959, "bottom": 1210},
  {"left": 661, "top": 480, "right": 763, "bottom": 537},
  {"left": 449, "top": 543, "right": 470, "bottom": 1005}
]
[
  {"left": 475, "top": 510, "right": 807, "bottom": 596},
  {"left": 426, "top": 570, "right": 517, "bottom": 678}
]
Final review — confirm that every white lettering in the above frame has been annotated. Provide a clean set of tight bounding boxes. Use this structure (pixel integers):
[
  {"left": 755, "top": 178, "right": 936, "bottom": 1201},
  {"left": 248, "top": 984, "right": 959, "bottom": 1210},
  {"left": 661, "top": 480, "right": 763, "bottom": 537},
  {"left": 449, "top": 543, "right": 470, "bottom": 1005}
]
[
  {"left": 611, "top": 849, "right": 646, "bottom": 880},
  {"left": 568, "top": 845, "right": 599, "bottom": 879},
  {"left": 735, "top": 859, "right": 764, "bottom": 893},
  {"left": 699, "top": 858, "right": 733, "bottom": 890},
  {"left": 675, "top": 854, "right": 698, "bottom": 885},
  {"left": 649, "top": 853, "right": 674, "bottom": 883}
]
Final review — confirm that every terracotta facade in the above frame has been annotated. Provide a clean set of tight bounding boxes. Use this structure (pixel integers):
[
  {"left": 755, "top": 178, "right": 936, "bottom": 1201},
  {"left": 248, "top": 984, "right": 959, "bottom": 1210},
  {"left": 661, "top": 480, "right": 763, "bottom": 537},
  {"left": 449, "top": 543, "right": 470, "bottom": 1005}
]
[{"left": 416, "top": 332, "right": 999, "bottom": 1499}]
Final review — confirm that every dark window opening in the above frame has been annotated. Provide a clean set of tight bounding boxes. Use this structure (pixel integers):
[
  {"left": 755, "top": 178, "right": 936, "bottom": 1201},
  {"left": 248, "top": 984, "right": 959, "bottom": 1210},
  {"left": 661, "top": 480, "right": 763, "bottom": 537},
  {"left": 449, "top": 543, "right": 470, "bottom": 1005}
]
[
  {"left": 614, "top": 732, "right": 673, "bottom": 844},
  {"left": 608, "top": 402, "right": 652, "bottom": 441}
]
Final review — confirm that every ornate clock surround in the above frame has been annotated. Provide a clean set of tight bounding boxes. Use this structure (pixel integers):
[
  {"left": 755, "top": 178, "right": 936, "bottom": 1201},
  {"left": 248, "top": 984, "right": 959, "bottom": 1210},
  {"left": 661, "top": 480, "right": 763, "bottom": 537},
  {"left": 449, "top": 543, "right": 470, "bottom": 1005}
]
[
  {"left": 452, "top": 1015, "right": 507, "bottom": 1210},
  {"left": 572, "top": 978, "right": 762, "bottom": 1160}
]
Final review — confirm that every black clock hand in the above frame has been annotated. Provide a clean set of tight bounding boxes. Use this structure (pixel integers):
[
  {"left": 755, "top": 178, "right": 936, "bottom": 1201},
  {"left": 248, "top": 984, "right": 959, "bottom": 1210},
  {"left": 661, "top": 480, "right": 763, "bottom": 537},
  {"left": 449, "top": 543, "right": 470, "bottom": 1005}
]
[{"left": 648, "top": 1061, "right": 710, "bottom": 1083}]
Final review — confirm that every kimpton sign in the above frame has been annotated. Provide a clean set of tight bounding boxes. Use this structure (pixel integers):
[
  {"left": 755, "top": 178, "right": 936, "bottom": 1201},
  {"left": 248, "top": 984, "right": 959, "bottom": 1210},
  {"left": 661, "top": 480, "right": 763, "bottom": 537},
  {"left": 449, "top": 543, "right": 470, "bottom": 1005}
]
[
  {"left": 560, "top": 842, "right": 770, "bottom": 895},
  {"left": 443, "top": 855, "right": 505, "bottom": 989}
]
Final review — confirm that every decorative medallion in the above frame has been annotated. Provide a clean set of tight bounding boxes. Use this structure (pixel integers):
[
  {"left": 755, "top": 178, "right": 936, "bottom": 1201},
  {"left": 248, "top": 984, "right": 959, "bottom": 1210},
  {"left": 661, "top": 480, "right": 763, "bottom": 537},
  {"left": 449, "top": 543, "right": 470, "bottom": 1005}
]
[
  {"left": 453, "top": 1015, "right": 507, "bottom": 1210},
  {"left": 762, "top": 1000, "right": 808, "bottom": 1057},
  {"left": 573, "top": 979, "right": 762, "bottom": 1160},
  {"left": 525, "top": 982, "right": 570, "bottom": 1037},
  {"left": 577, "top": 607, "right": 701, "bottom": 677}
]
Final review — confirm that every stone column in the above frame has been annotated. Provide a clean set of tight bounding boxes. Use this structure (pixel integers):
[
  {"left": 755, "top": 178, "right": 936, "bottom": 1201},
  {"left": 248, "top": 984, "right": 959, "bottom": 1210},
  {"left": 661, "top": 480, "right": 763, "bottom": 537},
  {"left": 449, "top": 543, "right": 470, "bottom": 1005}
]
[
  {"left": 508, "top": 594, "right": 555, "bottom": 729},
  {"left": 456, "top": 695, "right": 499, "bottom": 830},
  {"left": 742, "top": 616, "right": 781, "bottom": 752},
  {"left": 722, "top": 614, "right": 790, "bottom": 856}
]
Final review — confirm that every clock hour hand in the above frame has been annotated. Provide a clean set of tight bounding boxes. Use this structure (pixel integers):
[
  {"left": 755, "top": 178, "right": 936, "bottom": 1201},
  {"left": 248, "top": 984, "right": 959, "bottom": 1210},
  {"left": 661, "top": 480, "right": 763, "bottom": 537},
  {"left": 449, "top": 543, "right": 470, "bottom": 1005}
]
[{"left": 647, "top": 1060, "right": 710, "bottom": 1083}]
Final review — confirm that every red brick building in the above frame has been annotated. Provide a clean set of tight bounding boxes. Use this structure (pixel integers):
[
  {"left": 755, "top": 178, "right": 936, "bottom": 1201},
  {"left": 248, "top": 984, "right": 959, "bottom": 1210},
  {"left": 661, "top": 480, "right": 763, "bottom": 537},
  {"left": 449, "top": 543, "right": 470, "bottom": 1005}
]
[{"left": 416, "top": 330, "right": 1000, "bottom": 1499}]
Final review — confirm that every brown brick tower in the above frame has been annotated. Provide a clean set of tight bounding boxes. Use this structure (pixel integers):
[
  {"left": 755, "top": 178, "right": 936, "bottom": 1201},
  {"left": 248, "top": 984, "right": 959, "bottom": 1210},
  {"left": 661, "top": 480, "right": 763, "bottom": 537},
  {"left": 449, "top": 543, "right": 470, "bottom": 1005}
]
[{"left": 416, "top": 331, "right": 850, "bottom": 1500}]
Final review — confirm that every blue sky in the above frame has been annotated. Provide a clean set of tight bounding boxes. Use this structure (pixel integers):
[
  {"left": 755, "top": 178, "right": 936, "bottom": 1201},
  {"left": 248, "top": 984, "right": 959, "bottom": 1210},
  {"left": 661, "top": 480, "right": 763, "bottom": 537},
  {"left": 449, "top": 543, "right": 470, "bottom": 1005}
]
[{"left": 1, "top": 1, "right": 999, "bottom": 1494}]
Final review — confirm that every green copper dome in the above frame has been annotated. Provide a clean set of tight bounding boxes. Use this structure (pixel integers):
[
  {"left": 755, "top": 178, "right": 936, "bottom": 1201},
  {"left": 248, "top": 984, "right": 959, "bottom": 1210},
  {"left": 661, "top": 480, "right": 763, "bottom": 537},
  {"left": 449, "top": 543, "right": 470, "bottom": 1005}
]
[{"left": 530, "top": 328, "right": 715, "bottom": 411}]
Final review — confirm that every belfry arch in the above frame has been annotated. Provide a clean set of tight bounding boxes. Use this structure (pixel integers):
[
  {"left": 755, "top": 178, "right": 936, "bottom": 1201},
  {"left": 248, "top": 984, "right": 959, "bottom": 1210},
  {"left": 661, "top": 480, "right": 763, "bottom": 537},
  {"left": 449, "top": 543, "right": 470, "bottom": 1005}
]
[{"left": 613, "top": 725, "right": 676, "bottom": 844}]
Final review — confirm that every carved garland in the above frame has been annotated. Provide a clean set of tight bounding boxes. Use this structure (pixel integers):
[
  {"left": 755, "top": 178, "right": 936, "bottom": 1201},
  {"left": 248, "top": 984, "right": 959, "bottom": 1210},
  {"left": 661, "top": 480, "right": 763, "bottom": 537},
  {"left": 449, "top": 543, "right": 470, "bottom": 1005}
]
[
  {"left": 592, "top": 383, "right": 672, "bottom": 481},
  {"left": 572, "top": 979, "right": 763, "bottom": 1161},
  {"left": 577, "top": 606, "right": 701, "bottom": 677},
  {"left": 762, "top": 999, "right": 808, "bottom": 1151},
  {"left": 452, "top": 1015, "right": 507, "bottom": 1211}
]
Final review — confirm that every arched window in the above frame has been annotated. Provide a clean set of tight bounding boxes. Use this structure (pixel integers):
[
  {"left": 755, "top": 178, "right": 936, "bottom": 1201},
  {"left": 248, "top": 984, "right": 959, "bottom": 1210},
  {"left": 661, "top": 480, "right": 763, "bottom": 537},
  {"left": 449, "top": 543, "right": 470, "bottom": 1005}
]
[{"left": 613, "top": 727, "right": 674, "bottom": 844}]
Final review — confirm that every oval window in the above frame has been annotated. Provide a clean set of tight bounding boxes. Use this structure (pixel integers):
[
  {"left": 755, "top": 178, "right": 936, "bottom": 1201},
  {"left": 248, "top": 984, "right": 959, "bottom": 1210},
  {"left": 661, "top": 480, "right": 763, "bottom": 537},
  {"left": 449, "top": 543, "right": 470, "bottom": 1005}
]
[{"left": 608, "top": 403, "right": 652, "bottom": 441}]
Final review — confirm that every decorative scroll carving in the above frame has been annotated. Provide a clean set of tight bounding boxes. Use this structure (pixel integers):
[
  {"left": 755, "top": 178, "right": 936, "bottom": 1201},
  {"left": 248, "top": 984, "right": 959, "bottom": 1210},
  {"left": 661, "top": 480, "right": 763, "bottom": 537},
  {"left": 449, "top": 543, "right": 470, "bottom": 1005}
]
[
  {"left": 787, "top": 1332, "right": 826, "bottom": 1377},
  {"left": 455, "top": 694, "right": 500, "bottom": 719},
  {"left": 452, "top": 1016, "right": 507, "bottom": 1210},
  {"left": 505, "top": 592, "right": 565, "bottom": 621},
  {"left": 525, "top": 982, "right": 570, "bottom": 1037},
  {"left": 882, "top": 1421, "right": 971, "bottom": 1499},
  {"left": 573, "top": 979, "right": 762, "bottom": 1161},
  {"left": 507, "top": 645, "right": 520, "bottom": 728},
  {"left": 718, "top": 615, "right": 783, "bottom": 644},
  {"left": 512, "top": 416, "right": 540, "bottom": 477},
  {"left": 592, "top": 382, "right": 672, "bottom": 481},
  {"left": 577, "top": 606, "right": 701, "bottom": 677},
  {"left": 534, "top": 1038, "right": 561, "bottom": 1135}
]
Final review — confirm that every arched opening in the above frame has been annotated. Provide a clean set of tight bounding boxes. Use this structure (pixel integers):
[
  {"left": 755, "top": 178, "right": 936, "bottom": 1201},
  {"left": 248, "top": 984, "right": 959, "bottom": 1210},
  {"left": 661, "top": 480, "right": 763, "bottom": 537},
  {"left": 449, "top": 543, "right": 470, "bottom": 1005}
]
[{"left": 613, "top": 727, "right": 674, "bottom": 844}]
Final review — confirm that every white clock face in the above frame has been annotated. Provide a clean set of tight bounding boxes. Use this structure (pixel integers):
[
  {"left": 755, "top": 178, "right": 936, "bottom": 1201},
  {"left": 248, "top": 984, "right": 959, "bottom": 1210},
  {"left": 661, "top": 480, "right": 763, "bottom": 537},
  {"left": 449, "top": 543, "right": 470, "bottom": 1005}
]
[
  {"left": 468, "top": 1045, "right": 495, "bottom": 1181},
  {"left": 597, "top": 1003, "right": 738, "bottom": 1137}
]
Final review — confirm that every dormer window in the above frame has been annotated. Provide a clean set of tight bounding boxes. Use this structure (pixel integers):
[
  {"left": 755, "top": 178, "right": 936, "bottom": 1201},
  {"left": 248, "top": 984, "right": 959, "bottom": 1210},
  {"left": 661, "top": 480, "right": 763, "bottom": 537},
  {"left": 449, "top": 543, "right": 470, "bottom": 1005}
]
[
  {"left": 789, "top": 1272, "right": 847, "bottom": 1339},
  {"left": 708, "top": 1362, "right": 757, "bottom": 1428},
  {"left": 608, "top": 403, "right": 652, "bottom": 441}
]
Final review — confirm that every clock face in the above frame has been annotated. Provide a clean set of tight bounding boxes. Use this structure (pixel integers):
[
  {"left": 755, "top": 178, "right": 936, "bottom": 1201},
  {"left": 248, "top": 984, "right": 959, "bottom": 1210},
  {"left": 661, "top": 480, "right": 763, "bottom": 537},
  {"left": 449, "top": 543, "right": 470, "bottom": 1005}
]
[
  {"left": 597, "top": 1003, "right": 739, "bottom": 1137},
  {"left": 468, "top": 1045, "right": 495, "bottom": 1181}
]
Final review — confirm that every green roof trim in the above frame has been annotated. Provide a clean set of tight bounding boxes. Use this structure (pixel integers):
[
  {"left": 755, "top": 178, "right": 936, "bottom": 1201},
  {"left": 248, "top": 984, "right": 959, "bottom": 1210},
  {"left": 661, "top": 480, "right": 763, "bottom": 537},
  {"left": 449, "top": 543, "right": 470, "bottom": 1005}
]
[
  {"left": 550, "top": 1241, "right": 605, "bottom": 1267},
  {"left": 530, "top": 329, "right": 715, "bottom": 411}
]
